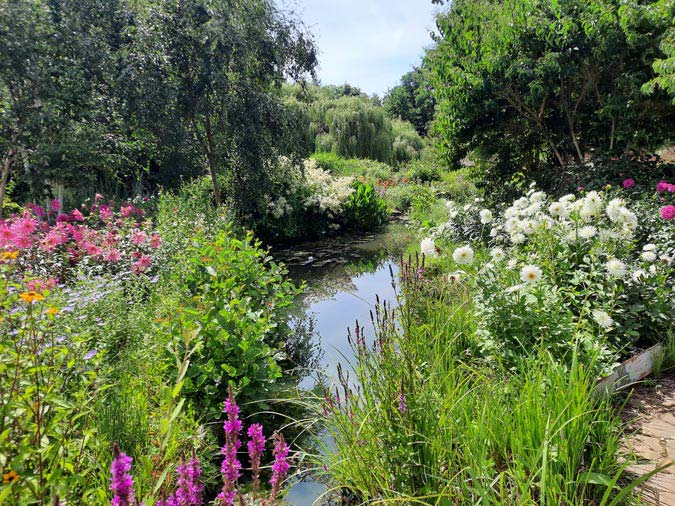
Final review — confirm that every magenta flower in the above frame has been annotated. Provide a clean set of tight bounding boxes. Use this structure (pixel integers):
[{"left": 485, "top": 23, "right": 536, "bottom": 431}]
[
  {"left": 70, "top": 209, "right": 85, "bottom": 222},
  {"left": 247, "top": 423, "right": 266, "bottom": 496},
  {"left": 110, "top": 443, "right": 135, "bottom": 506},
  {"left": 177, "top": 457, "right": 203, "bottom": 506},
  {"left": 267, "top": 433, "right": 290, "bottom": 506},
  {"left": 656, "top": 180, "right": 669, "bottom": 192},
  {"left": 218, "top": 388, "right": 242, "bottom": 506},
  {"left": 622, "top": 178, "right": 635, "bottom": 189},
  {"left": 397, "top": 390, "right": 408, "bottom": 414},
  {"left": 661, "top": 205, "right": 675, "bottom": 221}
]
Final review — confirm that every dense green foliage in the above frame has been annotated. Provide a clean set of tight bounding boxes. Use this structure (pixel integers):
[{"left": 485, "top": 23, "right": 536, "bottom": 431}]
[
  {"left": 282, "top": 84, "right": 425, "bottom": 166},
  {"left": 0, "top": 0, "right": 316, "bottom": 215},
  {"left": 383, "top": 67, "right": 436, "bottom": 136},
  {"left": 426, "top": 0, "right": 675, "bottom": 180}
]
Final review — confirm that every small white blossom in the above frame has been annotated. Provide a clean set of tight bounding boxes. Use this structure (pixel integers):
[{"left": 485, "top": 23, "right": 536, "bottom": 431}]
[
  {"left": 420, "top": 237, "right": 438, "bottom": 258},
  {"left": 479, "top": 209, "right": 493, "bottom": 224},
  {"left": 520, "top": 264, "right": 543, "bottom": 283},
  {"left": 452, "top": 246, "right": 475, "bottom": 265},
  {"left": 605, "top": 259, "right": 626, "bottom": 278},
  {"left": 592, "top": 310, "right": 614, "bottom": 330},
  {"left": 641, "top": 251, "right": 657, "bottom": 262},
  {"left": 490, "top": 247, "right": 505, "bottom": 261},
  {"left": 579, "top": 225, "right": 597, "bottom": 239}
]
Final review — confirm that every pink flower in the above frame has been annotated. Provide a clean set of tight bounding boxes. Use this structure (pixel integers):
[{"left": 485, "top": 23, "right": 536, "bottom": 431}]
[
  {"left": 56, "top": 213, "right": 70, "bottom": 223},
  {"left": 656, "top": 180, "right": 669, "bottom": 192},
  {"left": 70, "top": 209, "right": 85, "bottom": 222},
  {"left": 12, "top": 218, "right": 37, "bottom": 236},
  {"left": 83, "top": 242, "right": 102, "bottom": 257},
  {"left": 131, "top": 229, "right": 147, "bottom": 245},
  {"left": 120, "top": 205, "right": 134, "bottom": 218},
  {"left": 12, "top": 233, "right": 32, "bottom": 250},
  {"left": 661, "top": 205, "right": 675, "bottom": 220},
  {"left": 149, "top": 233, "right": 162, "bottom": 249},
  {"left": 131, "top": 254, "right": 152, "bottom": 274},
  {"left": 99, "top": 205, "right": 113, "bottom": 222},
  {"left": 51, "top": 199, "right": 62, "bottom": 212},
  {"left": 0, "top": 225, "right": 15, "bottom": 247},
  {"left": 33, "top": 204, "right": 45, "bottom": 218},
  {"left": 105, "top": 249, "right": 123, "bottom": 262},
  {"left": 668, "top": 184, "right": 675, "bottom": 193},
  {"left": 622, "top": 178, "right": 635, "bottom": 189}
]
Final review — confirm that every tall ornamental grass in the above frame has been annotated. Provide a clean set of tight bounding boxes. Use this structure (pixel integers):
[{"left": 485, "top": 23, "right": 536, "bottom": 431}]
[{"left": 314, "top": 260, "right": 642, "bottom": 505}]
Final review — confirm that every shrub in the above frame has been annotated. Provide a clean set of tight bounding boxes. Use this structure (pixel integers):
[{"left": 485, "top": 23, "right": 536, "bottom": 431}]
[
  {"left": 176, "top": 227, "right": 300, "bottom": 419},
  {"left": 341, "top": 182, "right": 389, "bottom": 231}
]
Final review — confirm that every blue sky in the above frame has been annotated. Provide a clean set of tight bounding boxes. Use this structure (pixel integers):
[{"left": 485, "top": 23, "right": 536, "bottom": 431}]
[{"left": 276, "top": 0, "right": 440, "bottom": 97}]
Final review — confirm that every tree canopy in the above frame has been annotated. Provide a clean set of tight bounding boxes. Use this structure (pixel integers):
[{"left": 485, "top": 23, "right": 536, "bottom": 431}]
[
  {"left": 0, "top": 0, "right": 316, "bottom": 214},
  {"left": 425, "top": 0, "right": 675, "bottom": 177},
  {"left": 383, "top": 67, "right": 435, "bottom": 136}
]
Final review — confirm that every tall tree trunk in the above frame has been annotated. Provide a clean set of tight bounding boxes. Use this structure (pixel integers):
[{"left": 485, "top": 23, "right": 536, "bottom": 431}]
[
  {"left": 204, "top": 114, "right": 222, "bottom": 207},
  {"left": 561, "top": 80, "right": 584, "bottom": 163},
  {"left": 609, "top": 116, "right": 616, "bottom": 151},
  {"left": 0, "top": 153, "right": 13, "bottom": 218}
]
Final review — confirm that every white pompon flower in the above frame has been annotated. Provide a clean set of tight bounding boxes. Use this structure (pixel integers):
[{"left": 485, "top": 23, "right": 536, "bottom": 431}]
[
  {"left": 420, "top": 237, "right": 438, "bottom": 258},
  {"left": 490, "top": 247, "right": 505, "bottom": 261},
  {"left": 511, "top": 232, "right": 526, "bottom": 244},
  {"left": 643, "top": 244, "right": 656, "bottom": 252},
  {"left": 548, "top": 201, "right": 568, "bottom": 218},
  {"left": 520, "top": 264, "right": 542, "bottom": 283},
  {"left": 592, "top": 310, "right": 614, "bottom": 330},
  {"left": 507, "top": 259, "right": 518, "bottom": 270},
  {"left": 579, "top": 225, "right": 597, "bottom": 240},
  {"left": 641, "top": 251, "right": 657, "bottom": 262},
  {"left": 452, "top": 245, "right": 474, "bottom": 265},
  {"left": 479, "top": 209, "right": 493, "bottom": 224},
  {"left": 631, "top": 269, "right": 647, "bottom": 282},
  {"left": 605, "top": 259, "right": 626, "bottom": 278}
]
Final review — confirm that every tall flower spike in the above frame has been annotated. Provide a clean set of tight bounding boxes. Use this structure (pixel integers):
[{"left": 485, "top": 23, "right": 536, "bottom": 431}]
[
  {"left": 218, "top": 387, "right": 242, "bottom": 506},
  {"left": 110, "top": 443, "right": 135, "bottom": 506},
  {"left": 268, "top": 433, "right": 290, "bottom": 506},
  {"left": 247, "top": 423, "right": 266, "bottom": 498}
]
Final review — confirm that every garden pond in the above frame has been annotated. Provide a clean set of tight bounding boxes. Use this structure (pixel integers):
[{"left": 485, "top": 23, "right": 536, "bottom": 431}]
[{"left": 268, "top": 223, "right": 414, "bottom": 505}]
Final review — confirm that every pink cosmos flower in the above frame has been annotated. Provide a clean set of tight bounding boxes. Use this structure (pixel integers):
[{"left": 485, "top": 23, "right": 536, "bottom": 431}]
[
  {"left": 622, "top": 178, "right": 635, "bottom": 189},
  {"left": 70, "top": 209, "right": 85, "bottom": 222},
  {"left": 661, "top": 205, "right": 675, "bottom": 220}
]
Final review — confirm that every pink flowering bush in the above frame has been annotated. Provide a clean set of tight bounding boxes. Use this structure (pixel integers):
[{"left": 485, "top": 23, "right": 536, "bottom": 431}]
[{"left": 0, "top": 197, "right": 163, "bottom": 283}]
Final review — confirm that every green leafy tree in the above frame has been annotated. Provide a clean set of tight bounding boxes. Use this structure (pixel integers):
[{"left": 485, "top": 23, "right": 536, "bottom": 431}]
[
  {"left": 383, "top": 67, "right": 435, "bottom": 136},
  {"left": 137, "top": 0, "right": 316, "bottom": 210},
  {"left": 426, "top": 0, "right": 675, "bottom": 178}
]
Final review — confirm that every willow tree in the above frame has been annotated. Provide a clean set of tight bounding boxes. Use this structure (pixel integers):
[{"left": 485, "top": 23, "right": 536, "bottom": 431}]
[
  {"left": 426, "top": 0, "right": 675, "bottom": 176},
  {"left": 138, "top": 0, "right": 316, "bottom": 208}
]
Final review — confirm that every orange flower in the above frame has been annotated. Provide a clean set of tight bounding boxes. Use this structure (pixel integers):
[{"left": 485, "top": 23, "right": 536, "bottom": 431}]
[
  {"left": 2, "top": 470, "right": 19, "bottom": 483},
  {"left": 46, "top": 307, "right": 59, "bottom": 316},
  {"left": 0, "top": 251, "right": 19, "bottom": 262},
  {"left": 19, "top": 291, "right": 45, "bottom": 304}
]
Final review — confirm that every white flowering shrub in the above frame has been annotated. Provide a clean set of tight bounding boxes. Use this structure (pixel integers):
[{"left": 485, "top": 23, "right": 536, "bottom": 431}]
[
  {"left": 421, "top": 185, "right": 675, "bottom": 370},
  {"left": 255, "top": 157, "right": 386, "bottom": 240}
]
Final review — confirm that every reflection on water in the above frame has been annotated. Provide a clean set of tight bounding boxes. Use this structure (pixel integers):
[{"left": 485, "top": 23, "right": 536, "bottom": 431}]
[{"left": 269, "top": 224, "right": 413, "bottom": 505}]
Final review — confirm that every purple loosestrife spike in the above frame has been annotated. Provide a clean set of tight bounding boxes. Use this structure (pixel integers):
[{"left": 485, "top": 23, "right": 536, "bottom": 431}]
[
  {"left": 247, "top": 423, "right": 266, "bottom": 497},
  {"left": 110, "top": 443, "right": 135, "bottom": 506},
  {"left": 398, "top": 390, "right": 408, "bottom": 414},
  {"left": 268, "top": 434, "right": 290, "bottom": 506},
  {"left": 170, "top": 457, "right": 203, "bottom": 506},
  {"left": 218, "top": 388, "right": 242, "bottom": 506}
]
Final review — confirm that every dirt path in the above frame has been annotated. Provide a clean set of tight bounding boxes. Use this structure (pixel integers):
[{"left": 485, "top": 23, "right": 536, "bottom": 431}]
[{"left": 622, "top": 374, "right": 675, "bottom": 505}]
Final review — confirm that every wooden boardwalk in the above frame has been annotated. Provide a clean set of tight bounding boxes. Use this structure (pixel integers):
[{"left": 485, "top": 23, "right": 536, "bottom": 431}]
[{"left": 622, "top": 375, "right": 675, "bottom": 505}]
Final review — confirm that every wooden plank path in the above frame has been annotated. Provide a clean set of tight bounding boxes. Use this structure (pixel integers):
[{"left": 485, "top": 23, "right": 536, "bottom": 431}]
[{"left": 622, "top": 375, "right": 675, "bottom": 505}]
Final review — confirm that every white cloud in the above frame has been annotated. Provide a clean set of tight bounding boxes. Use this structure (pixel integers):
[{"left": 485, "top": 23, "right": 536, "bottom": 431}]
[{"left": 277, "top": 0, "right": 439, "bottom": 97}]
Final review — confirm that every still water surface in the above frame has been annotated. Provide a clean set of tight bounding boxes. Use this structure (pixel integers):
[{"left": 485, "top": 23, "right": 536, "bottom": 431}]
[{"left": 269, "top": 224, "right": 413, "bottom": 505}]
